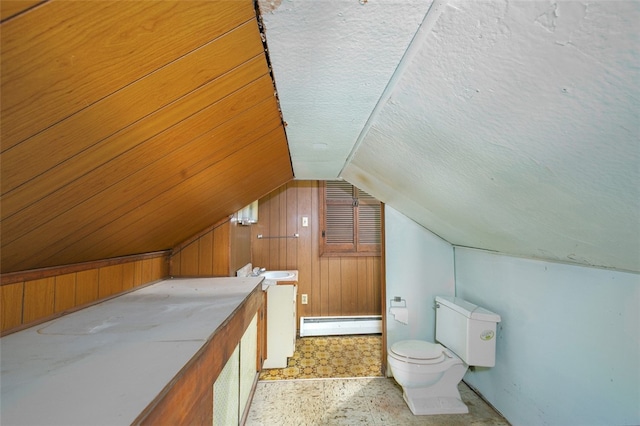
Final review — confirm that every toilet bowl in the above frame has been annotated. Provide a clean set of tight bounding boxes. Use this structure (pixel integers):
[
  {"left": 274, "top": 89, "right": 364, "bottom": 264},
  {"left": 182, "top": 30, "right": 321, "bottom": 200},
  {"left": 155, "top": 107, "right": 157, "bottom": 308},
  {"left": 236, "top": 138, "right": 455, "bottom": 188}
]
[
  {"left": 388, "top": 296, "right": 501, "bottom": 416},
  {"left": 388, "top": 340, "right": 469, "bottom": 415}
]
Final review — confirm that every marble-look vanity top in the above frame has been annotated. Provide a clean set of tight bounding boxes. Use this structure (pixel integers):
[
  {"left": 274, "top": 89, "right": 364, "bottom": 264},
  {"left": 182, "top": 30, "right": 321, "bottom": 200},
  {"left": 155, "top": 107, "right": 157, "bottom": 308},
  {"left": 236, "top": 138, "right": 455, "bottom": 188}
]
[{"left": 0, "top": 276, "right": 263, "bottom": 426}]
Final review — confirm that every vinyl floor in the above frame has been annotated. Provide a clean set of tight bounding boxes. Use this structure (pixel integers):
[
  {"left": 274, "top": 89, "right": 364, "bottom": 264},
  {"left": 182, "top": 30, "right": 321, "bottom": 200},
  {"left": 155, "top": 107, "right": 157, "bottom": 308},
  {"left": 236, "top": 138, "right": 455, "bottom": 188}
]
[
  {"left": 259, "top": 335, "right": 383, "bottom": 380},
  {"left": 250, "top": 335, "right": 510, "bottom": 425}
]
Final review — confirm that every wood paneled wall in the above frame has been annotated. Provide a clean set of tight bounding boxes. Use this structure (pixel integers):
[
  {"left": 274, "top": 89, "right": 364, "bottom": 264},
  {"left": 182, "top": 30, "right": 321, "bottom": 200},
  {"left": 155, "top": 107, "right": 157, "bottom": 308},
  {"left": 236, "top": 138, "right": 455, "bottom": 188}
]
[
  {"left": 1, "top": 0, "right": 292, "bottom": 273},
  {"left": 0, "top": 253, "right": 169, "bottom": 335},
  {"left": 252, "top": 181, "right": 382, "bottom": 323},
  {"left": 170, "top": 218, "right": 251, "bottom": 277}
]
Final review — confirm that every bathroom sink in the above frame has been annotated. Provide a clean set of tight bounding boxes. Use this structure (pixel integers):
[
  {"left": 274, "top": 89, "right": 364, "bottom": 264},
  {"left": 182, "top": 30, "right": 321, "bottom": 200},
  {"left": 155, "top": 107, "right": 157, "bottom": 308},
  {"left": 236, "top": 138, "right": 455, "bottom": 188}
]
[
  {"left": 260, "top": 271, "right": 295, "bottom": 280},
  {"left": 259, "top": 270, "right": 297, "bottom": 290}
]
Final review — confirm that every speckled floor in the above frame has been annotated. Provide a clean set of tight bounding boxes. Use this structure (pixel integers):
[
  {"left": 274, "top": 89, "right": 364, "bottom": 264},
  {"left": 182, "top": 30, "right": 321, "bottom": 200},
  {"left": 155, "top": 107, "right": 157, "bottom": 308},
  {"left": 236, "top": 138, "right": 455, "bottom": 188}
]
[{"left": 245, "top": 378, "right": 510, "bottom": 425}]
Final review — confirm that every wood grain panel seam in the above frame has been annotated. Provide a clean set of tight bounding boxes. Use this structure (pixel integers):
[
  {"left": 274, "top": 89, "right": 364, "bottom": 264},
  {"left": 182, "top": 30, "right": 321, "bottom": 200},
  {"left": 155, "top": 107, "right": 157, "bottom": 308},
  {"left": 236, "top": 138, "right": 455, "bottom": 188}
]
[
  {"left": 0, "top": 0, "right": 45, "bottom": 24},
  {"left": 20, "top": 279, "right": 26, "bottom": 326},
  {"left": 171, "top": 216, "right": 231, "bottom": 255},
  {"left": 3, "top": 100, "right": 283, "bottom": 271},
  {"left": 1, "top": 1, "right": 257, "bottom": 149},
  {"left": 1, "top": 52, "right": 271, "bottom": 227}
]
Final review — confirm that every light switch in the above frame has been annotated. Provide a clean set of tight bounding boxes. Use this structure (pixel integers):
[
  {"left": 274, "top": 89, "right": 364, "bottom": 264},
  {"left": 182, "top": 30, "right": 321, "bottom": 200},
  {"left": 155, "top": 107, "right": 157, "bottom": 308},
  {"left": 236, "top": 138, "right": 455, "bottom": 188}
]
[
  {"left": 301, "top": 294, "right": 308, "bottom": 304},
  {"left": 302, "top": 216, "right": 309, "bottom": 227}
]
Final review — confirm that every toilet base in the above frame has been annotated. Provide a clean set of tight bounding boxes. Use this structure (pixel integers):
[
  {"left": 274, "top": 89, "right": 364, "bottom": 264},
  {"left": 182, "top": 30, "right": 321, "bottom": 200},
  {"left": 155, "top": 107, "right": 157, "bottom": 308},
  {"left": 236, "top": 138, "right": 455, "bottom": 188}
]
[
  {"left": 402, "top": 392, "right": 468, "bottom": 415},
  {"left": 398, "top": 362, "right": 469, "bottom": 415}
]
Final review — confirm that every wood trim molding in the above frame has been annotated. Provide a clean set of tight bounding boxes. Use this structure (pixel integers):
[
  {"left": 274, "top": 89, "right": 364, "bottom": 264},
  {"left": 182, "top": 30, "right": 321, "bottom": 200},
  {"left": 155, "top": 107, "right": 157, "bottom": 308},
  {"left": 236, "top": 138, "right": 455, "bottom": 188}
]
[{"left": 0, "top": 251, "right": 171, "bottom": 286}]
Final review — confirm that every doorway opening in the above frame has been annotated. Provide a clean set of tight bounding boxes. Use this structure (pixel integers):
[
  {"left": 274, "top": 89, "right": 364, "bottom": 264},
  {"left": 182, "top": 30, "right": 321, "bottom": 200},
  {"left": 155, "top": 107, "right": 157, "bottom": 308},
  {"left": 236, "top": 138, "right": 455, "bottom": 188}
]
[{"left": 253, "top": 180, "right": 387, "bottom": 381}]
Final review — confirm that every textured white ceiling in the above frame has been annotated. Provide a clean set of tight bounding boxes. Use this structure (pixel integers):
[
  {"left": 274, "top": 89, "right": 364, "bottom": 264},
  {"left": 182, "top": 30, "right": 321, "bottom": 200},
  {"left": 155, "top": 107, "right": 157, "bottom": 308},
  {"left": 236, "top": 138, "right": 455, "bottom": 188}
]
[
  {"left": 260, "top": 0, "right": 431, "bottom": 178},
  {"left": 261, "top": 0, "right": 640, "bottom": 272}
]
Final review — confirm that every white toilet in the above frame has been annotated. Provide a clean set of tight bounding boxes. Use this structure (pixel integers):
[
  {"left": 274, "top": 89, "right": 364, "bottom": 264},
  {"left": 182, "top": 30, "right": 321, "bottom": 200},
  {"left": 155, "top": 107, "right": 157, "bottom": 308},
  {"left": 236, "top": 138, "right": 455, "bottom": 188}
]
[{"left": 388, "top": 296, "right": 501, "bottom": 415}]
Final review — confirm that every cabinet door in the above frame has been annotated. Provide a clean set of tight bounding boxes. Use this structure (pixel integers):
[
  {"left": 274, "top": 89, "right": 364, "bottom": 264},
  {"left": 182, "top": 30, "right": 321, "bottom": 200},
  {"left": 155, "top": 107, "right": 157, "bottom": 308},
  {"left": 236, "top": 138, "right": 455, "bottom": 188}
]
[
  {"left": 263, "top": 285, "right": 296, "bottom": 368},
  {"left": 239, "top": 314, "right": 257, "bottom": 418},
  {"left": 213, "top": 345, "right": 239, "bottom": 426}
]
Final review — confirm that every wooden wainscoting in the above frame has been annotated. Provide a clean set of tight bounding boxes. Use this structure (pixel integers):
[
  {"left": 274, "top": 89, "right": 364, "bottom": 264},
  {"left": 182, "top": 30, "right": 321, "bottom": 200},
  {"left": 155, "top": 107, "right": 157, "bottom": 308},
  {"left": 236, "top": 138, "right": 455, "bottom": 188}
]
[
  {"left": 252, "top": 181, "right": 382, "bottom": 327},
  {"left": 0, "top": 252, "right": 169, "bottom": 335},
  {"left": 170, "top": 217, "right": 252, "bottom": 277}
]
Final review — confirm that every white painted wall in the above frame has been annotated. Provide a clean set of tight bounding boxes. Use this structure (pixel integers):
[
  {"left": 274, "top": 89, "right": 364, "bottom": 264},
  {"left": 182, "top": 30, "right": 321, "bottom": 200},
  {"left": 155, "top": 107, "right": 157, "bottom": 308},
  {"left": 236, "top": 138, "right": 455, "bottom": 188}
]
[
  {"left": 455, "top": 247, "right": 640, "bottom": 426},
  {"left": 384, "top": 206, "right": 454, "bottom": 351}
]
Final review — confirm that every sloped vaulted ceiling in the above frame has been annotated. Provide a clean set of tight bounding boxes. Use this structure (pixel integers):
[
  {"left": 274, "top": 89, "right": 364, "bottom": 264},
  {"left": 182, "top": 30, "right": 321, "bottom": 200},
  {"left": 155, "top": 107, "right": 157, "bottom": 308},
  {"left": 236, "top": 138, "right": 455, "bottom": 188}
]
[
  {"left": 1, "top": 0, "right": 293, "bottom": 273},
  {"left": 261, "top": 0, "right": 640, "bottom": 273},
  {"left": 2, "top": 0, "right": 638, "bottom": 275}
]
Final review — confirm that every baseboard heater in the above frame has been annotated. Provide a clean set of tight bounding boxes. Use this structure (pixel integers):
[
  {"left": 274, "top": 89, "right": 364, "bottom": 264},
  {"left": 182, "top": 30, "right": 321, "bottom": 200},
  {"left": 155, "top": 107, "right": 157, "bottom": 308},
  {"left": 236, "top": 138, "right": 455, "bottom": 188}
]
[{"left": 299, "top": 315, "right": 382, "bottom": 337}]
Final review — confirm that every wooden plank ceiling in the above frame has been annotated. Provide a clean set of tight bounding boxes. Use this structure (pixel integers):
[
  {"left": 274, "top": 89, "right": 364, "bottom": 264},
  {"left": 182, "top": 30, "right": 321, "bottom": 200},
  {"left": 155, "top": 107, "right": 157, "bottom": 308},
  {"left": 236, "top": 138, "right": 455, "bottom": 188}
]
[{"left": 0, "top": 0, "right": 293, "bottom": 273}]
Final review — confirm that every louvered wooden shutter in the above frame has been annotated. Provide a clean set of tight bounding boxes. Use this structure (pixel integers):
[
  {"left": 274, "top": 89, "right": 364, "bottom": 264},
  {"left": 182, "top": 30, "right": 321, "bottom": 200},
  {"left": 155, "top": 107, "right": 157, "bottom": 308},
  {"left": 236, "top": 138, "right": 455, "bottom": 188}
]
[
  {"left": 321, "top": 181, "right": 380, "bottom": 255},
  {"left": 356, "top": 187, "right": 381, "bottom": 252},
  {"left": 324, "top": 181, "right": 355, "bottom": 251}
]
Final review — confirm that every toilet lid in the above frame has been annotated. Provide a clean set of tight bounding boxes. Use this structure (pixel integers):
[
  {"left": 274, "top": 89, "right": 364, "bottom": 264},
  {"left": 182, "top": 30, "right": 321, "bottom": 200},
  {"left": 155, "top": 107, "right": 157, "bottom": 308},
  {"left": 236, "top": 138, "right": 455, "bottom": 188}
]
[{"left": 390, "top": 340, "right": 445, "bottom": 363}]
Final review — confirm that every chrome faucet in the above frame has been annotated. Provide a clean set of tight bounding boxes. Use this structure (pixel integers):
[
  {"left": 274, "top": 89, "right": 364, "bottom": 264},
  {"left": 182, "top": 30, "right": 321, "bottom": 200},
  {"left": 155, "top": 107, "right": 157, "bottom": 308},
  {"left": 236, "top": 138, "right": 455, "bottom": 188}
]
[{"left": 251, "top": 267, "right": 266, "bottom": 276}]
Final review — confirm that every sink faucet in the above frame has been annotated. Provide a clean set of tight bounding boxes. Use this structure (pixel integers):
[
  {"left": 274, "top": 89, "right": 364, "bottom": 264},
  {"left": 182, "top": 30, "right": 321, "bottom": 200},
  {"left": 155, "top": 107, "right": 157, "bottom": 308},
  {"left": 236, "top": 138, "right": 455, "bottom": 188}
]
[{"left": 251, "top": 267, "right": 266, "bottom": 276}]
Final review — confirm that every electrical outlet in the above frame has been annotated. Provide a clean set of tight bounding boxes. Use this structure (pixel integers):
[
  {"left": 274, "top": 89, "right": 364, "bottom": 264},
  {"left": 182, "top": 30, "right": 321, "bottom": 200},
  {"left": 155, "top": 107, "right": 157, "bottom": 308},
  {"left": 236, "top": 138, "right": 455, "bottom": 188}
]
[
  {"left": 301, "top": 294, "right": 308, "bottom": 304},
  {"left": 302, "top": 216, "right": 309, "bottom": 227}
]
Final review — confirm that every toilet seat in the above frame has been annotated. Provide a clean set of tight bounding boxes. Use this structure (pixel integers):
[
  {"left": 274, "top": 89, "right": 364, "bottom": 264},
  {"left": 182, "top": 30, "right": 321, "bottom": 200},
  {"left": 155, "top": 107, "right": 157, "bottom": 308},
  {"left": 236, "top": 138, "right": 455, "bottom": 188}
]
[{"left": 389, "top": 340, "right": 446, "bottom": 365}]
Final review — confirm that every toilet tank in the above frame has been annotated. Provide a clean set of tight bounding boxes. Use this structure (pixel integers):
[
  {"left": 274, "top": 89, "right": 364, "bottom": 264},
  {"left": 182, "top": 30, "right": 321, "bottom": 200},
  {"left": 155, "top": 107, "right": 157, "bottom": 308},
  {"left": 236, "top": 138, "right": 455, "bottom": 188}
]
[{"left": 435, "top": 296, "right": 501, "bottom": 367}]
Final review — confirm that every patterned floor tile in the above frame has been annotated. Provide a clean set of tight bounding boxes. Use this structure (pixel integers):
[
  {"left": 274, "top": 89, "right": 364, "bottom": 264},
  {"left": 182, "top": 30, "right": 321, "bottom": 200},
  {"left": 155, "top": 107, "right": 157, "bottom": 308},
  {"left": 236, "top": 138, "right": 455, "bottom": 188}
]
[{"left": 259, "top": 335, "right": 382, "bottom": 381}]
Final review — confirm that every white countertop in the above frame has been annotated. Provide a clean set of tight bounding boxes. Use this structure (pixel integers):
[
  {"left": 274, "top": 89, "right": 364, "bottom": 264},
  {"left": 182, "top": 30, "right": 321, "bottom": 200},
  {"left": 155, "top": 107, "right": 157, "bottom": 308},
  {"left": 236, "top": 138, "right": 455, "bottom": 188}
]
[{"left": 0, "top": 276, "right": 262, "bottom": 426}]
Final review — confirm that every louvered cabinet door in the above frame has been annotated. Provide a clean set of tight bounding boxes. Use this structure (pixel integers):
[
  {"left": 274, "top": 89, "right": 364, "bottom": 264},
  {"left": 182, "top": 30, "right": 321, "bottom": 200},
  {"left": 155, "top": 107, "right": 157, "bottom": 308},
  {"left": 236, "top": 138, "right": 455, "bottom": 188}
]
[{"left": 320, "top": 181, "right": 380, "bottom": 255}]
